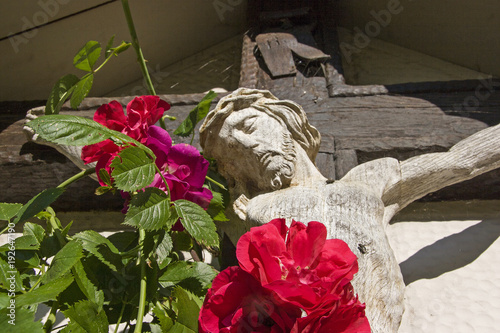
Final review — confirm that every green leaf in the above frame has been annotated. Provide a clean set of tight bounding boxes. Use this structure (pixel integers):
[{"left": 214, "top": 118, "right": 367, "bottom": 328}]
[
  {"left": 159, "top": 261, "right": 216, "bottom": 293},
  {"left": 73, "top": 230, "right": 122, "bottom": 271},
  {"left": 63, "top": 300, "right": 109, "bottom": 333},
  {"left": 105, "top": 35, "right": 115, "bottom": 58},
  {"left": 98, "top": 168, "right": 112, "bottom": 186},
  {"left": 156, "top": 233, "right": 173, "bottom": 267},
  {"left": 168, "top": 322, "right": 196, "bottom": 333},
  {"left": 153, "top": 303, "right": 174, "bottom": 331},
  {"left": 110, "top": 41, "right": 131, "bottom": 55},
  {"left": 174, "top": 90, "right": 217, "bottom": 137},
  {"left": 13, "top": 188, "right": 65, "bottom": 224},
  {"left": 45, "top": 74, "right": 79, "bottom": 115},
  {"left": 72, "top": 261, "right": 104, "bottom": 308},
  {"left": 0, "top": 307, "right": 43, "bottom": 332},
  {"left": 172, "top": 286, "right": 202, "bottom": 332},
  {"left": 0, "top": 257, "right": 23, "bottom": 292},
  {"left": 174, "top": 200, "right": 219, "bottom": 248},
  {"left": 73, "top": 41, "right": 102, "bottom": 72},
  {"left": 206, "top": 191, "right": 229, "bottom": 222},
  {"left": 124, "top": 188, "right": 177, "bottom": 231},
  {"left": 111, "top": 147, "right": 156, "bottom": 192},
  {"left": 25, "top": 115, "right": 153, "bottom": 156},
  {"left": 41, "top": 241, "right": 83, "bottom": 284},
  {"left": 23, "top": 222, "right": 45, "bottom": 245},
  {"left": 0, "top": 203, "right": 22, "bottom": 221},
  {"left": 70, "top": 74, "right": 93, "bottom": 109},
  {"left": 15, "top": 274, "right": 73, "bottom": 307}
]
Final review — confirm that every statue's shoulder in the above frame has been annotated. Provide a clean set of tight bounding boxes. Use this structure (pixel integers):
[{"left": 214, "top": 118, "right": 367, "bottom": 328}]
[{"left": 339, "top": 157, "right": 402, "bottom": 198}]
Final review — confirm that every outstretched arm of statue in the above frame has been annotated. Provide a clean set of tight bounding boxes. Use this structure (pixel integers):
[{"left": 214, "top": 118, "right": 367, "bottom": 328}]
[{"left": 382, "top": 122, "right": 500, "bottom": 213}]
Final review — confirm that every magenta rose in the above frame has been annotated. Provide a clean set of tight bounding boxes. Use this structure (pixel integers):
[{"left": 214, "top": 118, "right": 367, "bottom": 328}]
[
  {"left": 236, "top": 219, "right": 358, "bottom": 310},
  {"left": 199, "top": 266, "right": 302, "bottom": 333},
  {"left": 146, "top": 126, "right": 212, "bottom": 209}
]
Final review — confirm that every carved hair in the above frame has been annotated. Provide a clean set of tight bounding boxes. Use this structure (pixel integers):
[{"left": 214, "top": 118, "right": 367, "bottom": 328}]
[{"left": 200, "top": 88, "right": 321, "bottom": 162}]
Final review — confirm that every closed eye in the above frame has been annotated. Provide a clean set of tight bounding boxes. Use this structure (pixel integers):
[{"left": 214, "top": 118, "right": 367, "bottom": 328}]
[{"left": 238, "top": 116, "right": 258, "bottom": 133}]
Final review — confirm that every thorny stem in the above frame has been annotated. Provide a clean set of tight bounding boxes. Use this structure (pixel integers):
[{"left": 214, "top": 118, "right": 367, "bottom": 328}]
[
  {"left": 134, "top": 228, "right": 148, "bottom": 333},
  {"left": 121, "top": 0, "right": 156, "bottom": 96}
]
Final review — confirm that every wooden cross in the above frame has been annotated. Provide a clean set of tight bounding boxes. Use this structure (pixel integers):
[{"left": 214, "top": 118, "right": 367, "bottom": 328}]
[{"left": 1, "top": 1, "right": 499, "bottom": 211}]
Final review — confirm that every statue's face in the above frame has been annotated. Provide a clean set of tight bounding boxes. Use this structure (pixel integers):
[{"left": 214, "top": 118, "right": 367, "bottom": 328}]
[{"left": 216, "top": 107, "right": 296, "bottom": 193}]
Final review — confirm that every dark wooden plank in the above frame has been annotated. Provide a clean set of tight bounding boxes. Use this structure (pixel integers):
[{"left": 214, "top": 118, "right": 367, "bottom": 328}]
[
  {"left": 334, "top": 149, "right": 358, "bottom": 180},
  {"left": 256, "top": 33, "right": 297, "bottom": 78}
]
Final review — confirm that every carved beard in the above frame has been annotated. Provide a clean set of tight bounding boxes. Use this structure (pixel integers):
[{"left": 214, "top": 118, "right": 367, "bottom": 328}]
[{"left": 257, "top": 132, "right": 296, "bottom": 191}]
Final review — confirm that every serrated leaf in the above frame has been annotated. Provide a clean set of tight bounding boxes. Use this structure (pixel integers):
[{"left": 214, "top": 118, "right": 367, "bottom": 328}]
[
  {"left": 73, "top": 41, "right": 101, "bottom": 72},
  {"left": 124, "top": 188, "right": 176, "bottom": 231},
  {"left": 45, "top": 74, "right": 79, "bottom": 115},
  {"left": 0, "top": 257, "right": 23, "bottom": 292},
  {"left": 73, "top": 230, "right": 122, "bottom": 271},
  {"left": 70, "top": 74, "right": 93, "bottom": 109},
  {"left": 0, "top": 307, "right": 43, "bottom": 332},
  {"left": 41, "top": 240, "right": 83, "bottom": 284},
  {"left": 26, "top": 115, "right": 153, "bottom": 156},
  {"left": 172, "top": 286, "right": 202, "bottom": 332},
  {"left": 156, "top": 233, "right": 173, "bottom": 266},
  {"left": 174, "top": 200, "right": 219, "bottom": 248},
  {"left": 206, "top": 191, "right": 229, "bottom": 222},
  {"left": 23, "top": 222, "right": 45, "bottom": 245},
  {"left": 72, "top": 261, "right": 104, "bottom": 310},
  {"left": 63, "top": 300, "right": 109, "bottom": 333},
  {"left": 111, "top": 147, "right": 156, "bottom": 192},
  {"left": 15, "top": 274, "right": 73, "bottom": 307},
  {"left": 105, "top": 35, "right": 115, "bottom": 58},
  {"left": 159, "top": 261, "right": 216, "bottom": 292},
  {"left": 13, "top": 188, "right": 65, "bottom": 224},
  {"left": 0, "top": 203, "right": 22, "bottom": 221},
  {"left": 174, "top": 90, "right": 217, "bottom": 137},
  {"left": 153, "top": 303, "right": 174, "bottom": 331},
  {"left": 0, "top": 235, "right": 39, "bottom": 252}
]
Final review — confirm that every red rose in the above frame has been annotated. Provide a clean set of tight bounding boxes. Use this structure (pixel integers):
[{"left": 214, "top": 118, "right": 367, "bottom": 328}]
[
  {"left": 291, "top": 284, "right": 371, "bottom": 333},
  {"left": 199, "top": 267, "right": 302, "bottom": 333},
  {"left": 236, "top": 219, "right": 358, "bottom": 310},
  {"left": 81, "top": 96, "right": 170, "bottom": 182},
  {"left": 200, "top": 220, "right": 370, "bottom": 332}
]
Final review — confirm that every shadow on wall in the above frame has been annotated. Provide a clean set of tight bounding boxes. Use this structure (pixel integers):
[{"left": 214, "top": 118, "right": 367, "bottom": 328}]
[{"left": 400, "top": 218, "right": 500, "bottom": 285}]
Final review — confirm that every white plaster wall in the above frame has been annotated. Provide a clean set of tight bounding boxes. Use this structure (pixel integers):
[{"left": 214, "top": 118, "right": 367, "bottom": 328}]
[
  {"left": 337, "top": 0, "right": 500, "bottom": 78},
  {"left": 0, "top": 0, "right": 247, "bottom": 101},
  {"left": 388, "top": 200, "right": 500, "bottom": 332}
]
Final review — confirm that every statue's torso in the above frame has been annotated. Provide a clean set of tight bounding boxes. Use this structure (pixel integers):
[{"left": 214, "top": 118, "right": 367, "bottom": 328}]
[{"left": 245, "top": 180, "right": 405, "bottom": 333}]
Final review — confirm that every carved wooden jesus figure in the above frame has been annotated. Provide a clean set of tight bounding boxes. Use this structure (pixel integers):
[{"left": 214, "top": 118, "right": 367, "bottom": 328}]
[{"left": 199, "top": 88, "right": 500, "bottom": 333}]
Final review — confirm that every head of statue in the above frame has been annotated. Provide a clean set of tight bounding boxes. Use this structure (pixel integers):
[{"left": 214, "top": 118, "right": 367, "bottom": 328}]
[{"left": 200, "top": 88, "right": 321, "bottom": 196}]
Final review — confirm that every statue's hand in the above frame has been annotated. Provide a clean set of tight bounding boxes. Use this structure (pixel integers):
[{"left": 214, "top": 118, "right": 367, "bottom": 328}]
[{"left": 233, "top": 194, "right": 249, "bottom": 220}]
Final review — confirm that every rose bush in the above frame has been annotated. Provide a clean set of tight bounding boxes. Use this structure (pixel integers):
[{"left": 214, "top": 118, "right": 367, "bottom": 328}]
[
  {"left": 199, "top": 219, "right": 370, "bottom": 333},
  {"left": 81, "top": 96, "right": 212, "bottom": 209}
]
